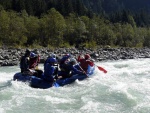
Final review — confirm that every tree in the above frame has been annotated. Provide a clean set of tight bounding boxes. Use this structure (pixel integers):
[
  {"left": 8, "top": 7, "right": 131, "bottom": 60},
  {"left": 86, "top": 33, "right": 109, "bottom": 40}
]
[
  {"left": 7, "top": 10, "right": 27, "bottom": 46},
  {"left": 0, "top": 10, "right": 10, "bottom": 45},
  {"left": 143, "top": 28, "right": 150, "bottom": 47},
  {"left": 24, "top": 15, "right": 40, "bottom": 46},
  {"left": 134, "top": 27, "right": 145, "bottom": 47},
  {"left": 0, "top": 10, "right": 27, "bottom": 47},
  {"left": 121, "top": 23, "right": 135, "bottom": 47},
  {"left": 40, "top": 8, "right": 66, "bottom": 47}
]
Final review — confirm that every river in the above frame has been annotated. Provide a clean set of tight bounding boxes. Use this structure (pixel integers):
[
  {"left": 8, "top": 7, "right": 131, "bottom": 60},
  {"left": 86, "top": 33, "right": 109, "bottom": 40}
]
[{"left": 0, "top": 58, "right": 150, "bottom": 113}]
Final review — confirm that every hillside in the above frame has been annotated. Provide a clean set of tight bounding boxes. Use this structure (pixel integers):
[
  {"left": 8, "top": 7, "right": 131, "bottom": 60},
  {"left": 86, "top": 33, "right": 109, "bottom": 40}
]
[
  {"left": 0, "top": 0, "right": 150, "bottom": 48},
  {"left": 1, "top": 0, "right": 150, "bottom": 16},
  {"left": 82, "top": 0, "right": 150, "bottom": 14}
]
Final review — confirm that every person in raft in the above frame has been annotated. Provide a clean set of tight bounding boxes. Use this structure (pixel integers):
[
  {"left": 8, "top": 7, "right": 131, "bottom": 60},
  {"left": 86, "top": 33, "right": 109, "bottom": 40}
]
[
  {"left": 20, "top": 49, "right": 31, "bottom": 74},
  {"left": 44, "top": 53, "right": 57, "bottom": 67},
  {"left": 59, "top": 54, "right": 71, "bottom": 68},
  {"left": 57, "top": 54, "right": 71, "bottom": 78},
  {"left": 77, "top": 54, "right": 94, "bottom": 72},
  {"left": 29, "top": 52, "right": 38, "bottom": 69},
  {"left": 44, "top": 53, "right": 58, "bottom": 76},
  {"left": 42, "top": 57, "right": 57, "bottom": 83},
  {"left": 32, "top": 49, "right": 41, "bottom": 70},
  {"left": 57, "top": 58, "right": 86, "bottom": 79},
  {"left": 29, "top": 52, "right": 43, "bottom": 77}
]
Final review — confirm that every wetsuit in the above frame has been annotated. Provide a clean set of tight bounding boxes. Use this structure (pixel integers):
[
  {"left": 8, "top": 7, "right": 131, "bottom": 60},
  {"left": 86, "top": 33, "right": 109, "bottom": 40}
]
[{"left": 20, "top": 55, "right": 30, "bottom": 73}]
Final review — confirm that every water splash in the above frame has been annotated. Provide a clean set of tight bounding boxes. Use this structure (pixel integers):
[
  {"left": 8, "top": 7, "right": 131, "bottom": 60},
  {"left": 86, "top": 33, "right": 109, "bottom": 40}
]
[{"left": 0, "top": 59, "right": 150, "bottom": 113}]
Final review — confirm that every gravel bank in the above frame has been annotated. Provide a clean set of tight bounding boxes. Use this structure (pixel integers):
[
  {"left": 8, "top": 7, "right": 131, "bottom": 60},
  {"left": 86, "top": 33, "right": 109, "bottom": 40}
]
[{"left": 0, "top": 47, "right": 150, "bottom": 66}]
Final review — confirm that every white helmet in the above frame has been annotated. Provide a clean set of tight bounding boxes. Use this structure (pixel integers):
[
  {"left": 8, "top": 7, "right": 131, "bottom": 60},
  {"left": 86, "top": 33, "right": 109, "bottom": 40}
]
[
  {"left": 70, "top": 58, "right": 77, "bottom": 64},
  {"left": 51, "top": 53, "right": 56, "bottom": 58}
]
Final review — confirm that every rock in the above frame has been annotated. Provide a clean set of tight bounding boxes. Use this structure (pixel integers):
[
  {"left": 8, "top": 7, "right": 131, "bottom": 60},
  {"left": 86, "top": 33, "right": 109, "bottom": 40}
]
[{"left": 0, "top": 47, "right": 150, "bottom": 66}]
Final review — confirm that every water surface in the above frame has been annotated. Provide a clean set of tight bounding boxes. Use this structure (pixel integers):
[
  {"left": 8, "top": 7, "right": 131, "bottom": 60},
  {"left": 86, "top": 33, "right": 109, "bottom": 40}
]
[{"left": 0, "top": 59, "right": 150, "bottom": 113}]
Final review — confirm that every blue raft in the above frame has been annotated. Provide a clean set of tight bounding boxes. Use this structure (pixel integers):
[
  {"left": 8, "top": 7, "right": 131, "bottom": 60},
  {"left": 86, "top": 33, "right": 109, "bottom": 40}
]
[{"left": 13, "top": 65, "right": 95, "bottom": 89}]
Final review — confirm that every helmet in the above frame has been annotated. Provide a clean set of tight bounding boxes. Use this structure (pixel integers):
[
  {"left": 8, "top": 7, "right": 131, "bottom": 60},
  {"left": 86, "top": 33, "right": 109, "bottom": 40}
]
[
  {"left": 30, "top": 52, "right": 36, "bottom": 58},
  {"left": 84, "top": 54, "right": 91, "bottom": 59},
  {"left": 25, "top": 49, "right": 30, "bottom": 56},
  {"left": 33, "top": 49, "right": 39, "bottom": 54},
  {"left": 65, "top": 53, "right": 71, "bottom": 58},
  {"left": 26, "top": 49, "right": 30, "bottom": 53},
  {"left": 62, "top": 54, "right": 71, "bottom": 60},
  {"left": 70, "top": 58, "right": 77, "bottom": 64},
  {"left": 47, "top": 58, "right": 57, "bottom": 63},
  {"left": 51, "top": 53, "right": 56, "bottom": 58}
]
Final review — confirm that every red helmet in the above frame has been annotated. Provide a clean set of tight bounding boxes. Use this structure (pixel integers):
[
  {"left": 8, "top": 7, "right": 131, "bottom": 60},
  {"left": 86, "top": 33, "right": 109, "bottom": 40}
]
[{"left": 84, "top": 54, "right": 91, "bottom": 59}]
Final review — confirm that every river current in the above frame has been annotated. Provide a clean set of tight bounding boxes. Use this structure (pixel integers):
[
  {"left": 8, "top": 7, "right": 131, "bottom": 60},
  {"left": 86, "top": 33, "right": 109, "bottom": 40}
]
[{"left": 0, "top": 58, "right": 150, "bottom": 113}]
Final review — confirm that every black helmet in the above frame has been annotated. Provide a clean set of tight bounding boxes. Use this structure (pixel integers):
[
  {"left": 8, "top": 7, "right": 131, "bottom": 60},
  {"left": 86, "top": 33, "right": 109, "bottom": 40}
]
[{"left": 25, "top": 49, "right": 30, "bottom": 55}]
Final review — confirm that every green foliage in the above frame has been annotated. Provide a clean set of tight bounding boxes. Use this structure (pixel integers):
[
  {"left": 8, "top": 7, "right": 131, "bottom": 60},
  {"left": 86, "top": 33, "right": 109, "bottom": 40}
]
[
  {"left": 0, "top": 7, "right": 150, "bottom": 48},
  {"left": 39, "top": 8, "right": 66, "bottom": 47},
  {"left": 0, "top": 4, "right": 4, "bottom": 11},
  {"left": 85, "top": 40, "right": 97, "bottom": 48},
  {"left": 24, "top": 15, "right": 40, "bottom": 45},
  {"left": 0, "top": 10, "right": 10, "bottom": 44},
  {"left": 143, "top": 29, "right": 150, "bottom": 47},
  {"left": 59, "top": 41, "right": 71, "bottom": 48},
  {"left": 121, "top": 24, "right": 135, "bottom": 47}
]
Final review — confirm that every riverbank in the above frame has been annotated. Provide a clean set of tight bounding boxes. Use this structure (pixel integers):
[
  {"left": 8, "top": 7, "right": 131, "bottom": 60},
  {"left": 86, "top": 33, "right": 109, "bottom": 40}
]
[{"left": 0, "top": 47, "right": 150, "bottom": 66}]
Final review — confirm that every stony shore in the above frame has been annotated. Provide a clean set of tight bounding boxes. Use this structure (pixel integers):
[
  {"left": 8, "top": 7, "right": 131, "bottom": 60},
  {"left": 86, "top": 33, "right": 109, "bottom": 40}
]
[{"left": 0, "top": 47, "right": 150, "bottom": 66}]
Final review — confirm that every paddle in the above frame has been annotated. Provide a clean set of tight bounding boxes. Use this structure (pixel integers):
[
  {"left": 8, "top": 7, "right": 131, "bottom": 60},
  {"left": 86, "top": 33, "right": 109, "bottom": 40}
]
[
  {"left": 87, "top": 57, "right": 107, "bottom": 73},
  {"left": 76, "top": 63, "right": 89, "bottom": 77},
  {"left": 96, "top": 65, "right": 107, "bottom": 73},
  {"left": 77, "top": 54, "right": 107, "bottom": 74}
]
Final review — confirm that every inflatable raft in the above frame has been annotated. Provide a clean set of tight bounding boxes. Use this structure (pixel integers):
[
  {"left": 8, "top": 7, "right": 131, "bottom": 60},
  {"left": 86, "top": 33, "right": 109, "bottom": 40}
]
[{"left": 13, "top": 65, "right": 95, "bottom": 89}]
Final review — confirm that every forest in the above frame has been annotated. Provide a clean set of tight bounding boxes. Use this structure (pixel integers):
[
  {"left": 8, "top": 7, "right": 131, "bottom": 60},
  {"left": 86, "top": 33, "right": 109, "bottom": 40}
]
[{"left": 0, "top": 0, "right": 150, "bottom": 48}]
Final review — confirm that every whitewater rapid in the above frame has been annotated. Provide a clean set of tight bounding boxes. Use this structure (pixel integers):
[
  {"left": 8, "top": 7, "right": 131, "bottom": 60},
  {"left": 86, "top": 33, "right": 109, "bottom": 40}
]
[{"left": 0, "top": 58, "right": 150, "bottom": 113}]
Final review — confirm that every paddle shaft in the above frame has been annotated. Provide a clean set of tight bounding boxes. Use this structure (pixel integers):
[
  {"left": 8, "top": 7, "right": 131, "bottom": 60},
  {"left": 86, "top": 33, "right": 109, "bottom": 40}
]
[{"left": 77, "top": 64, "right": 89, "bottom": 77}]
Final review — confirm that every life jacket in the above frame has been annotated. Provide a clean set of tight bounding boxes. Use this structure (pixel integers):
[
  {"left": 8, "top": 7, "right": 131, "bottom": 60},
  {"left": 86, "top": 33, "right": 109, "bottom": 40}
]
[
  {"left": 43, "top": 63, "right": 55, "bottom": 82},
  {"left": 58, "top": 63, "right": 73, "bottom": 78},
  {"left": 60, "top": 63, "right": 71, "bottom": 73},
  {"left": 29, "top": 57, "right": 38, "bottom": 69},
  {"left": 79, "top": 59, "right": 94, "bottom": 72},
  {"left": 59, "top": 56, "right": 70, "bottom": 71},
  {"left": 20, "top": 56, "right": 30, "bottom": 71}
]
